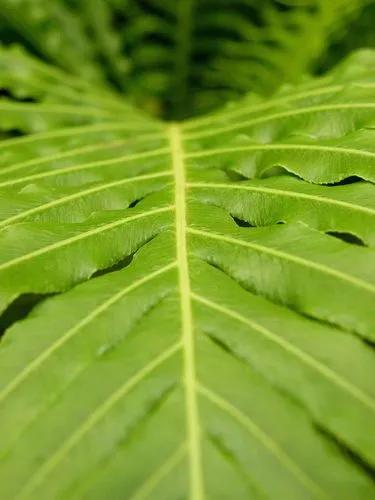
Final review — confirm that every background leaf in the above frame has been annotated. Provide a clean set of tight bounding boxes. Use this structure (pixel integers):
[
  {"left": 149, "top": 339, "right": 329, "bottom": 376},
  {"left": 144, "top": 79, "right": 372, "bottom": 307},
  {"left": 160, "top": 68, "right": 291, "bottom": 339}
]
[{"left": 1, "top": 0, "right": 373, "bottom": 117}]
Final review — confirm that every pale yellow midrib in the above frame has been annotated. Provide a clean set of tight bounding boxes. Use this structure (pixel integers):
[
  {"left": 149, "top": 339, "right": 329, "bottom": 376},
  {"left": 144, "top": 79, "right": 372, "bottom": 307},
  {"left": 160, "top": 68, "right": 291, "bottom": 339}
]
[{"left": 169, "top": 123, "right": 204, "bottom": 500}]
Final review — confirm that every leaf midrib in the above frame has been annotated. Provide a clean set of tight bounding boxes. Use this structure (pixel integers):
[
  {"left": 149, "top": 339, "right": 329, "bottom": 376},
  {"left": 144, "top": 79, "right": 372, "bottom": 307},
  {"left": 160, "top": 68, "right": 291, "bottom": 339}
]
[{"left": 169, "top": 123, "right": 204, "bottom": 499}]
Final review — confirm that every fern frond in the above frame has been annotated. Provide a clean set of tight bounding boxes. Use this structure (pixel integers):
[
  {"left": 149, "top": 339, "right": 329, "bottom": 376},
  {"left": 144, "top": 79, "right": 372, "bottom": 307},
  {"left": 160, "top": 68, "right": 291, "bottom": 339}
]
[
  {"left": 0, "top": 47, "right": 374, "bottom": 498},
  {"left": 1, "top": 0, "right": 370, "bottom": 118},
  {"left": 104, "top": 0, "right": 371, "bottom": 117},
  {"left": 0, "top": 0, "right": 103, "bottom": 81}
]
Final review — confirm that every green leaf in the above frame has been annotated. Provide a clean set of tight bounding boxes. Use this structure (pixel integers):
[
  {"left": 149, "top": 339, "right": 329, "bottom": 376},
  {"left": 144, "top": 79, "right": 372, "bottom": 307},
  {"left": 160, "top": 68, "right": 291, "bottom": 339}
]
[
  {"left": 0, "top": 0, "right": 103, "bottom": 81},
  {"left": 1, "top": 0, "right": 370, "bottom": 117},
  {"left": 317, "top": 1, "right": 375, "bottom": 72},
  {"left": 110, "top": 0, "right": 372, "bottom": 117},
  {"left": 0, "top": 48, "right": 374, "bottom": 499}
]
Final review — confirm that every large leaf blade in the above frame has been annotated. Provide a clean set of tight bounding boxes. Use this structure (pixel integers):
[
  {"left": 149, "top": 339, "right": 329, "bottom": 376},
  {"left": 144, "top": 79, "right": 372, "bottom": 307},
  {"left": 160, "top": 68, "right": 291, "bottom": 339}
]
[{"left": 0, "top": 48, "right": 374, "bottom": 499}]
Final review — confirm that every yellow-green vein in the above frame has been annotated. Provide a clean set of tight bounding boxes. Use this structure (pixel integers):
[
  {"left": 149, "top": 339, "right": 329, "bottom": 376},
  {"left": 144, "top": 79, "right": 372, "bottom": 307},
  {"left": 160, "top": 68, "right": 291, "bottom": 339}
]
[
  {"left": 184, "top": 103, "right": 375, "bottom": 140},
  {"left": 183, "top": 84, "right": 343, "bottom": 129},
  {"left": 198, "top": 384, "right": 327, "bottom": 499},
  {"left": 188, "top": 228, "right": 375, "bottom": 293},
  {"left": 0, "top": 131, "right": 165, "bottom": 177},
  {"left": 192, "top": 293, "right": 375, "bottom": 411},
  {"left": 0, "top": 122, "right": 161, "bottom": 150},
  {"left": 185, "top": 144, "right": 375, "bottom": 160},
  {"left": 169, "top": 124, "right": 204, "bottom": 500},
  {"left": 16, "top": 342, "right": 182, "bottom": 499},
  {"left": 187, "top": 182, "right": 375, "bottom": 215},
  {"left": 0, "top": 172, "right": 172, "bottom": 228},
  {"left": 130, "top": 444, "right": 186, "bottom": 500},
  {"left": 0, "top": 206, "right": 173, "bottom": 272},
  {"left": 0, "top": 262, "right": 177, "bottom": 404},
  {"left": 0, "top": 148, "right": 170, "bottom": 188}
]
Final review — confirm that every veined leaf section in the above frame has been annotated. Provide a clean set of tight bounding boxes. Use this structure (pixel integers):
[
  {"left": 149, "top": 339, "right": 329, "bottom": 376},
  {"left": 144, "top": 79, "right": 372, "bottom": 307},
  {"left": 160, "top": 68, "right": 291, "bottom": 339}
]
[
  {"left": 0, "top": 50, "right": 374, "bottom": 500},
  {"left": 169, "top": 124, "right": 204, "bottom": 500}
]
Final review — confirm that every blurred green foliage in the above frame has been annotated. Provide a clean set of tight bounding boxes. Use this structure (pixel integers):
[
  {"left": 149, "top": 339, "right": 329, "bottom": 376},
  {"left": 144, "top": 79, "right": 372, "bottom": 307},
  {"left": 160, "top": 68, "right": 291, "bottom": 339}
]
[{"left": 0, "top": 0, "right": 374, "bottom": 118}]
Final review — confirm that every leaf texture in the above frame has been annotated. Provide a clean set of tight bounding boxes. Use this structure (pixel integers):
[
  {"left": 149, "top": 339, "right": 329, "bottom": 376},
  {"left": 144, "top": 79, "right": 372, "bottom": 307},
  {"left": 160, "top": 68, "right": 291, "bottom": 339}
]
[{"left": 0, "top": 48, "right": 374, "bottom": 499}]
